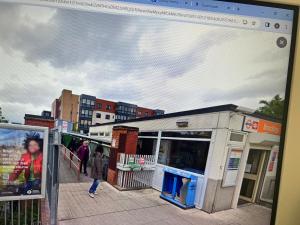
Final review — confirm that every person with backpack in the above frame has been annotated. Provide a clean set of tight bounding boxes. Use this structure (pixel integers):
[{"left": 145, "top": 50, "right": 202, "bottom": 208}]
[{"left": 88, "top": 145, "right": 103, "bottom": 198}]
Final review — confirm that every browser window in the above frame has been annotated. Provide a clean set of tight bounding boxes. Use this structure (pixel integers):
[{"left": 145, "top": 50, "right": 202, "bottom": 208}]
[{"left": 0, "top": 0, "right": 298, "bottom": 225}]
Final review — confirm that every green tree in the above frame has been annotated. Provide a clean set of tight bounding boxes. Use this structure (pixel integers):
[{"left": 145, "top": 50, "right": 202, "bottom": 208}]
[{"left": 257, "top": 94, "right": 285, "bottom": 119}]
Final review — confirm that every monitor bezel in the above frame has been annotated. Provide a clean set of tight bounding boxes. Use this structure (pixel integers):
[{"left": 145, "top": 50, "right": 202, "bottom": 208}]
[{"left": 218, "top": 1, "right": 298, "bottom": 224}]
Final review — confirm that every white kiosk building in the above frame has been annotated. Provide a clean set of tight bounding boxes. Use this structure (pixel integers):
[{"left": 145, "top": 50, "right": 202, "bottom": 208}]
[{"left": 89, "top": 104, "right": 281, "bottom": 213}]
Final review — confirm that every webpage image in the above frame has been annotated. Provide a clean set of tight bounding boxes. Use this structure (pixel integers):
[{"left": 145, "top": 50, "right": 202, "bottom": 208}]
[{"left": 0, "top": 0, "right": 293, "bottom": 224}]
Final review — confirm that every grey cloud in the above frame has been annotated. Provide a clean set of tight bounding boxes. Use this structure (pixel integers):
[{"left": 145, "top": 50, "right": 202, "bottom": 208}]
[
  {"left": 0, "top": 6, "right": 146, "bottom": 69},
  {"left": 0, "top": 75, "right": 58, "bottom": 105},
  {"left": 203, "top": 70, "right": 286, "bottom": 103},
  {"left": 246, "top": 68, "right": 285, "bottom": 80},
  {"left": 0, "top": 3, "right": 236, "bottom": 80}
]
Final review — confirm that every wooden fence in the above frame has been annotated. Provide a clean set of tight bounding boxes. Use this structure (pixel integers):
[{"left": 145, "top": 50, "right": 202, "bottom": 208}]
[
  {"left": 116, "top": 153, "right": 156, "bottom": 190},
  {"left": 117, "top": 153, "right": 156, "bottom": 171}
]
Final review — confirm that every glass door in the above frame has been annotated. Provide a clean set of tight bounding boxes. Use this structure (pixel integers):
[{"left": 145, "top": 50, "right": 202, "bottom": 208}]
[{"left": 240, "top": 149, "right": 266, "bottom": 202}]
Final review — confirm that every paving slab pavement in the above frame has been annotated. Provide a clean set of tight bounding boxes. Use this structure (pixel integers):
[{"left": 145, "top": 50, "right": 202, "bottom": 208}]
[{"left": 58, "top": 182, "right": 271, "bottom": 225}]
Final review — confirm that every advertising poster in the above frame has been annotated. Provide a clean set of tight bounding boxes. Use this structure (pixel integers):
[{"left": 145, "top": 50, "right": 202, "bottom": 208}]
[
  {"left": 0, "top": 124, "right": 48, "bottom": 201},
  {"left": 222, "top": 148, "right": 243, "bottom": 187}
]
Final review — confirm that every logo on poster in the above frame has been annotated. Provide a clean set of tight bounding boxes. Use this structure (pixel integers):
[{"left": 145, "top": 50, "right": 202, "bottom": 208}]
[
  {"left": 243, "top": 116, "right": 281, "bottom": 135},
  {"left": 244, "top": 117, "right": 259, "bottom": 132}
]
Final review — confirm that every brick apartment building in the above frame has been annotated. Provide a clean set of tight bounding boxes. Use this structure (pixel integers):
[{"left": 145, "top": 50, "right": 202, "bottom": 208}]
[
  {"left": 93, "top": 98, "right": 116, "bottom": 125},
  {"left": 24, "top": 110, "right": 55, "bottom": 129},
  {"left": 51, "top": 89, "right": 164, "bottom": 134},
  {"left": 51, "top": 89, "right": 79, "bottom": 123}
]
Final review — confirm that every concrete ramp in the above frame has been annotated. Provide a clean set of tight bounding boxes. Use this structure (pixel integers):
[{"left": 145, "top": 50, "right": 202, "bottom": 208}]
[{"left": 59, "top": 150, "right": 92, "bottom": 184}]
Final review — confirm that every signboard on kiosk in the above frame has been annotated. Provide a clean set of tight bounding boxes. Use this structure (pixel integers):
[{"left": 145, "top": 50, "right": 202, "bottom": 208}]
[
  {"left": 222, "top": 148, "right": 243, "bottom": 187},
  {"left": 243, "top": 116, "right": 281, "bottom": 135},
  {"left": 0, "top": 123, "right": 48, "bottom": 201}
]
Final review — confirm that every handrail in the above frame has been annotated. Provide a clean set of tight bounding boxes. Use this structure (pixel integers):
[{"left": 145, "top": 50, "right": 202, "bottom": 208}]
[{"left": 60, "top": 145, "right": 81, "bottom": 181}]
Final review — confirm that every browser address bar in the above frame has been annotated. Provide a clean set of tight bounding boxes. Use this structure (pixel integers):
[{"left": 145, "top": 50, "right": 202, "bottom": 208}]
[{"left": 2, "top": 0, "right": 261, "bottom": 29}]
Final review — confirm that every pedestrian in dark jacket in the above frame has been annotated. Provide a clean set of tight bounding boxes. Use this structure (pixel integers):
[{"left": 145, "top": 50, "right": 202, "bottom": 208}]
[
  {"left": 77, "top": 141, "right": 90, "bottom": 176},
  {"left": 88, "top": 145, "right": 103, "bottom": 198}
]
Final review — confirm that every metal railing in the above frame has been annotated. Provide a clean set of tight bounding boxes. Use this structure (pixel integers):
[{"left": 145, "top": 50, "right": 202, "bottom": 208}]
[
  {"left": 0, "top": 199, "right": 41, "bottom": 225},
  {"left": 60, "top": 146, "right": 81, "bottom": 181},
  {"left": 45, "top": 132, "right": 60, "bottom": 225}
]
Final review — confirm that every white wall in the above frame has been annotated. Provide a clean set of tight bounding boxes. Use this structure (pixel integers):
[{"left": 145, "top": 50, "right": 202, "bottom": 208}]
[
  {"left": 92, "top": 110, "right": 115, "bottom": 125},
  {"left": 90, "top": 111, "right": 233, "bottom": 134},
  {"left": 228, "top": 113, "right": 244, "bottom": 130}
]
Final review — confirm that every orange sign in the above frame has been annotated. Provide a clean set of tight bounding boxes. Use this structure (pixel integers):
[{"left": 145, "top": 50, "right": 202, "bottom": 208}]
[
  {"left": 257, "top": 120, "right": 281, "bottom": 136},
  {"left": 243, "top": 116, "right": 281, "bottom": 135}
]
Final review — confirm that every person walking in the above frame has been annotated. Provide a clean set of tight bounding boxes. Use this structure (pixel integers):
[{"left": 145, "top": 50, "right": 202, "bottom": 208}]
[
  {"left": 88, "top": 145, "right": 103, "bottom": 198},
  {"left": 77, "top": 140, "right": 90, "bottom": 176}
]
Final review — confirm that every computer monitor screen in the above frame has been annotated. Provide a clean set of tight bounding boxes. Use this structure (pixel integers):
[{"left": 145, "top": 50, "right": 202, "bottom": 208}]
[{"left": 0, "top": 0, "right": 298, "bottom": 224}]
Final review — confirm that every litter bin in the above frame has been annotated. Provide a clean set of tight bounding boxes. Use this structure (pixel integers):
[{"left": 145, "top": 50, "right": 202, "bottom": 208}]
[{"left": 160, "top": 167, "right": 197, "bottom": 209}]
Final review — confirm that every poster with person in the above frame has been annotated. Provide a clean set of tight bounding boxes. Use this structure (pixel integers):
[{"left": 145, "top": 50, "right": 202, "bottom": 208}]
[{"left": 0, "top": 124, "right": 48, "bottom": 201}]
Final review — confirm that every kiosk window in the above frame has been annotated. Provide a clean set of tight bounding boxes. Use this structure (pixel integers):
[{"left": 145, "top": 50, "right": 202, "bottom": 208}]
[
  {"left": 137, "top": 138, "right": 157, "bottom": 155},
  {"left": 138, "top": 132, "right": 159, "bottom": 137},
  {"left": 158, "top": 140, "right": 210, "bottom": 174},
  {"left": 161, "top": 131, "right": 211, "bottom": 139}
]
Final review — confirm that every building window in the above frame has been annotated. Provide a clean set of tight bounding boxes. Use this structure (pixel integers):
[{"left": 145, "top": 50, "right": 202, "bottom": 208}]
[
  {"left": 89, "top": 110, "right": 93, "bottom": 116},
  {"left": 105, "top": 115, "right": 110, "bottom": 120},
  {"left": 86, "top": 99, "right": 91, "bottom": 105},
  {"left": 145, "top": 112, "right": 149, "bottom": 116},
  {"left": 137, "top": 138, "right": 157, "bottom": 155},
  {"left": 90, "top": 132, "right": 98, "bottom": 136},
  {"left": 82, "top": 98, "right": 86, "bottom": 104},
  {"left": 229, "top": 132, "right": 245, "bottom": 142},
  {"left": 161, "top": 131, "right": 212, "bottom": 139},
  {"left": 139, "top": 132, "right": 159, "bottom": 137},
  {"left": 138, "top": 111, "right": 141, "bottom": 115},
  {"left": 106, "top": 105, "right": 111, "bottom": 110},
  {"left": 97, "top": 103, "right": 102, "bottom": 109},
  {"left": 91, "top": 100, "right": 95, "bottom": 106},
  {"left": 157, "top": 140, "right": 210, "bottom": 175},
  {"left": 96, "top": 113, "right": 101, "bottom": 118}
]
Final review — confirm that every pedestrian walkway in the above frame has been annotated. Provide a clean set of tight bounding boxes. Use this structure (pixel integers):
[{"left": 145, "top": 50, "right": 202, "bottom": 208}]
[
  {"left": 58, "top": 182, "right": 271, "bottom": 225},
  {"left": 59, "top": 150, "right": 92, "bottom": 183}
]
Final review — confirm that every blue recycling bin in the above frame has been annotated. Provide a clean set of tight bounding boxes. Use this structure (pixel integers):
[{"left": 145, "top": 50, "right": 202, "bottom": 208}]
[{"left": 160, "top": 167, "right": 197, "bottom": 209}]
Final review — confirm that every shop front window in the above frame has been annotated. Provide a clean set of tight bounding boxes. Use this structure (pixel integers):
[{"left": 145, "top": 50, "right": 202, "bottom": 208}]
[
  {"left": 137, "top": 138, "right": 157, "bottom": 155},
  {"left": 157, "top": 140, "right": 210, "bottom": 175}
]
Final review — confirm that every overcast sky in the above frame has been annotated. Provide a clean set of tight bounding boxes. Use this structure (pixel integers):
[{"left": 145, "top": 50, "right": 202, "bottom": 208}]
[{"left": 0, "top": 3, "right": 291, "bottom": 123}]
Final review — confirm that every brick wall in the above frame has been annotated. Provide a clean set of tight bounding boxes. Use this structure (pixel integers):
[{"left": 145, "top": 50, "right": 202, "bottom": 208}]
[
  {"left": 25, "top": 118, "right": 55, "bottom": 129},
  {"left": 108, "top": 126, "right": 139, "bottom": 185},
  {"left": 136, "top": 107, "right": 155, "bottom": 118},
  {"left": 95, "top": 98, "right": 116, "bottom": 113}
]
